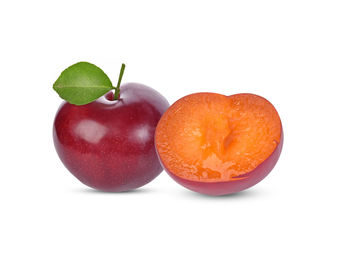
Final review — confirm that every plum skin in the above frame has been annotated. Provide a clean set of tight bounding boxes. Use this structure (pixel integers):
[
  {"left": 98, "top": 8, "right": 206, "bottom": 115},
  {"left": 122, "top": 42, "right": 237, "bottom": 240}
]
[
  {"left": 53, "top": 83, "right": 169, "bottom": 192},
  {"left": 158, "top": 131, "right": 283, "bottom": 196}
]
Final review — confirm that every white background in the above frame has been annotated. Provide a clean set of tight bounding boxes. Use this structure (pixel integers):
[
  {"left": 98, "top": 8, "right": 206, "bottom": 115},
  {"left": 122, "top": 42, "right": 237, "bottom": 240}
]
[{"left": 1, "top": 0, "right": 349, "bottom": 261}]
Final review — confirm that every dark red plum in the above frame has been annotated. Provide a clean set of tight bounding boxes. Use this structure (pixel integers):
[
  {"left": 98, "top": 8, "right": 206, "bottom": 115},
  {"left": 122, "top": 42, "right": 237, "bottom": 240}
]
[{"left": 53, "top": 83, "right": 169, "bottom": 192}]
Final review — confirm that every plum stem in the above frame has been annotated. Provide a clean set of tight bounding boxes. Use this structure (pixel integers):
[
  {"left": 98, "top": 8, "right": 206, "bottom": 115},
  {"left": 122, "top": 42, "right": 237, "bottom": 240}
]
[{"left": 114, "top": 63, "right": 126, "bottom": 100}]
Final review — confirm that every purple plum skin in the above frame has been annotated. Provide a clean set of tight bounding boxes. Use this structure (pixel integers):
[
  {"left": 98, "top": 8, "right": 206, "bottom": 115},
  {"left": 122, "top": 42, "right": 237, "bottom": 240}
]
[{"left": 53, "top": 83, "right": 169, "bottom": 192}]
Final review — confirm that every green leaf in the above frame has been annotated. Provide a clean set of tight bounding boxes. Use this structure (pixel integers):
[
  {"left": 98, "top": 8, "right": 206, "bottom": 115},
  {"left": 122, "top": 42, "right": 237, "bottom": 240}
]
[{"left": 53, "top": 62, "right": 113, "bottom": 105}]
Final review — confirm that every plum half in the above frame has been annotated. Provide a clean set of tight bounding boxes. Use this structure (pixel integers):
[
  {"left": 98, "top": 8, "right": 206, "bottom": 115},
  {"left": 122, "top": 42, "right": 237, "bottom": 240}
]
[{"left": 155, "top": 93, "right": 283, "bottom": 196}]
